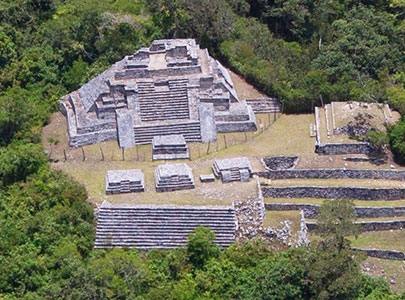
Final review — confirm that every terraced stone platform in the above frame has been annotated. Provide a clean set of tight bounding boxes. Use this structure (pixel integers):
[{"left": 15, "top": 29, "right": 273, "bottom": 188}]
[
  {"left": 59, "top": 39, "right": 257, "bottom": 148},
  {"left": 152, "top": 134, "right": 189, "bottom": 160},
  {"left": 105, "top": 169, "right": 144, "bottom": 194},
  {"left": 94, "top": 204, "right": 237, "bottom": 249},
  {"left": 213, "top": 157, "right": 252, "bottom": 182},
  {"left": 154, "top": 163, "right": 195, "bottom": 192}
]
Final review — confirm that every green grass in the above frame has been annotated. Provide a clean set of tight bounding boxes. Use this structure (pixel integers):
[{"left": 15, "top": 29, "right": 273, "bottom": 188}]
[
  {"left": 361, "top": 257, "right": 405, "bottom": 294},
  {"left": 263, "top": 210, "right": 301, "bottom": 233},
  {"left": 350, "top": 230, "right": 405, "bottom": 252}
]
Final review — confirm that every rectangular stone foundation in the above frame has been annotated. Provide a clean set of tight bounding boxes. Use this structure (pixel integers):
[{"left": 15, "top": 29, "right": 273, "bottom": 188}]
[
  {"left": 154, "top": 163, "right": 195, "bottom": 192},
  {"left": 106, "top": 169, "right": 144, "bottom": 194},
  {"left": 152, "top": 134, "right": 190, "bottom": 160},
  {"left": 213, "top": 157, "right": 252, "bottom": 182}
]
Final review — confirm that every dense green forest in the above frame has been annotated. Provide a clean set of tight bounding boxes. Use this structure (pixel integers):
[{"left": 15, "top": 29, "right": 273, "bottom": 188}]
[{"left": 0, "top": 0, "right": 405, "bottom": 298}]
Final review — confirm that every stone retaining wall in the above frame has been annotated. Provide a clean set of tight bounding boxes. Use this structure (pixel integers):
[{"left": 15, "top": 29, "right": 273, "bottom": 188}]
[
  {"left": 353, "top": 248, "right": 405, "bottom": 261},
  {"left": 256, "top": 169, "right": 405, "bottom": 181},
  {"left": 262, "top": 186, "right": 405, "bottom": 200},
  {"left": 265, "top": 203, "right": 405, "bottom": 219},
  {"left": 315, "top": 142, "right": 371, "bottom": 155},
  {"left": 306, "top": 220, "right": 405, "bottom": 232}
]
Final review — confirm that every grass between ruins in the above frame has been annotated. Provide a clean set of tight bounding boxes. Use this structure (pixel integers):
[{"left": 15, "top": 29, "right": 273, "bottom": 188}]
[{"left": 362, "top": 257, "right": 405, "bottom": 294}]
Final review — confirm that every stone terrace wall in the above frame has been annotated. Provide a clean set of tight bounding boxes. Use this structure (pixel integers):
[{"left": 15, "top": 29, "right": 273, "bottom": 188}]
[
  {"left": 265, "top": 203, "right": 405, "bottom": 219},
  {"left": 353, "top": 248, "right": 405, "bottom": 261},
  {"left": 315, "top": 142, "right": 371, "bottom": 155},
  {"left": 306, "top": 220, "right": 405, "bottom": 232},
  {"left": 255, "top": 169, "right": 405, "bottom": 181},
  {"left": 262, "top": 186, "right": 405, "bottom": 200}
]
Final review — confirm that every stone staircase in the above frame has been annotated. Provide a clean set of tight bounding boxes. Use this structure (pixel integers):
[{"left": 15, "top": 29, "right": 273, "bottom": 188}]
[
  {"left": 134, "top": 121, "right": 201, "bottom": 144},
  {"left": 212, "top": 157, "right": 252, "bottom": 183},
  {"left": 106, "top": 181, "right": 144, "bottom": 194},
  {"left": 137, "top": 81, "right": 155, "bottom": 94},
  {"left": 94, "top": 205, "right": 237, "bottom": 249},
  {"left": 138, "top": 79, "right": 190, "bottom": 122}
]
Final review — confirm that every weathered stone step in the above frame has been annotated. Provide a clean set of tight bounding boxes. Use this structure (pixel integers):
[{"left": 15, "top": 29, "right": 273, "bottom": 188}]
[
  {"left": 95, "top": 205, "right": 236, "bottom": 249},
  {"left": 96, "top": 223, "right": 235, "bottom": 229},
  {"left": 133, "top": 122, "right": 201, "bottom": 144},
  {"left": 99, "top": 208, "right": 234, "bottom": 214}
]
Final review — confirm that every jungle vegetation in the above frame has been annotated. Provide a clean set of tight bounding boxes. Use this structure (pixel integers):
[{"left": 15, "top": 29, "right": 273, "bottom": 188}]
[{"left": 0, "top": 0, "right": 404, "bottom": 298}]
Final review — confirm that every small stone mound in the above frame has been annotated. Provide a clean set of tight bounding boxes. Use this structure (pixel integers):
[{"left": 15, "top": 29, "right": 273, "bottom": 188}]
[
  {"left": 154, "top": 163, "right": 195, "bottom": 192},
  {"left": 212, "top": 157, "right": 252, "bottom": 182},
  {"left": 262, "top": 156, "right": 299, "bottom": 170},
  {"left": 152, "top": 134, "right": 189, "bottom": 160},
  {"left": 105, "top": 169, "right": 144, "bottom": 194}
]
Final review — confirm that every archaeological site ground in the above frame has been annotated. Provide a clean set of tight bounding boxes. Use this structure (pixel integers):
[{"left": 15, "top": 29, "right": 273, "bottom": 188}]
[{"left": 43, "top": 39, "right": 405, "bottom": 292}]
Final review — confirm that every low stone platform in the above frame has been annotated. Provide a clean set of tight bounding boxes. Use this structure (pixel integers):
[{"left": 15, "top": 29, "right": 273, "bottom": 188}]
[
  {"left": 94, "top": 203, "right": 237, "bottom": 249},
  {"left": 152, "top": 134, "right": 189, "bottom": 160},
  {"left": 105, "top": 169, "right": 145, "bottom": 194},
  {"left": 154, "top": 163, "right": 195, "bottom": 192},
  {"left": 200, "top": 174, "right": 215, "bottom": 183},
  {"left": 212, "top": 157, "right": 252, "bottom": 182}
]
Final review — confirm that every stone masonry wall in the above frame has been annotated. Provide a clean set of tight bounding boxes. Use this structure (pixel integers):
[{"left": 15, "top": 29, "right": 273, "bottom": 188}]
[
  {"left": 315, "top": 142, "right": 371, "bottom": 155},
  {"left": 256, "top": 169, "right": 405, "bottom": 181},
  {"left": 353, "top": 248, "right": 405, "bottom": 261},
  {"left": 265, "top": 203, "right": 405, "bottom": 219},
  {"left": 306, "top": 220, "right": 405, "bottom": 232},
  {"left": 262, "top": 186, "right": 405, "bottom": 200}
]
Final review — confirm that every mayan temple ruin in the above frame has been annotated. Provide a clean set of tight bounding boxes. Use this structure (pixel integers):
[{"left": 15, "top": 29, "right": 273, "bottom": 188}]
[{"left": 59, "top": 39, "right": 257, "bottom": 148}]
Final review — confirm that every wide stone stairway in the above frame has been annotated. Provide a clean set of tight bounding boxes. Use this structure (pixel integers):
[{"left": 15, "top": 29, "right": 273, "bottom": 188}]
[
  {"left": 95, "top": 205, "right": 237, "bottom": 249},
  {"left": 133, "top": 120, "right": 201, "bottom": 144},
  {"left": 138, "top": 79, "right": 190, "bottom": 122}
]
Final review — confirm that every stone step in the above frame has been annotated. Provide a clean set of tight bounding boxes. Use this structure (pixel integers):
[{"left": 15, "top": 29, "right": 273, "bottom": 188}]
[
  {"left": 94, "top": 236, "right": 235, "bottom": 244},
  {"left": 99, "top": 209, "right": 234, "bottom": 219},
  {"left": 98, "top": 213, "right": 235, "bottom": 220},
  {"left": 94, "top": 239, "right": 234, "bottom": 249},
  {"left": 139, "top": 90, "right": 187, "bottom": 98},
  {"left": 140, "top": 110, "right": 189, "bottom": 117},
  {"left": 95, "top": 206, "right": 236, "bottom": 249},
  {"left": 134, "top": 122, "right": 201, "bottom": 144},
  {"left": 96, "top": 230, "right": 235, "bottom": 235},
  {"left": 94, "top": 239, "right": 235, "bottom": 246},
  {"left": 100, "top": 207, "right": 233, "bottom": 211}
]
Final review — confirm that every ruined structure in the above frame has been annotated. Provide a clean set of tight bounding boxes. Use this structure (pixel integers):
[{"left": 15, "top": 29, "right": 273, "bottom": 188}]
[
  {"left": 152, "top": 134, "right": 189, "bottom": 160},
  {"left": 59, "top": 39, "right": 257, "bottom": 148},
  {"left": 154, "top": 163, "right": 195, "bottom": 192},
  {"left": 213, "top": 157, "right": 253, "bottom": 182},
  {"left": 95, "top": 202, "right": 236, "bottom": 249},
  {"left": 105, "top": 169, "right": 145, "bottom": 194}
]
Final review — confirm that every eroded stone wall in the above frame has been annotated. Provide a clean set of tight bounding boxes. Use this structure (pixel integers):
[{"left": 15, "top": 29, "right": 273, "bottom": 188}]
[
  {"left": 306, "top": 220, "right": 405, "bottom": 232},
  {"left": 265, "top": 203, "right": 405, "bottom": 219},
  {"left": 315, "top": 142, "right": 371, "bottom": 155},
  {"left": 256, "top": 169, "right": 405, "bottom": 181},
  {"left": 262, "top": 186, "right": 405, "bottom": 200}
]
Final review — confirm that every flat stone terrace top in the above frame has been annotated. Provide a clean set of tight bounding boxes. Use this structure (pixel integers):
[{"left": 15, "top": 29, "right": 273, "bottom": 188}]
[
  {"left": 156, "top": 163, "right": 193, "bottom": 178},
  {"left": 106, "top": 169, "right": 144, "bottom": 185},
  {"left": 153, "top": 134, "right": 186, "bottom": 147},
  {"left": 214, "top": 157, "right": 252, "bottom": 171}
]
